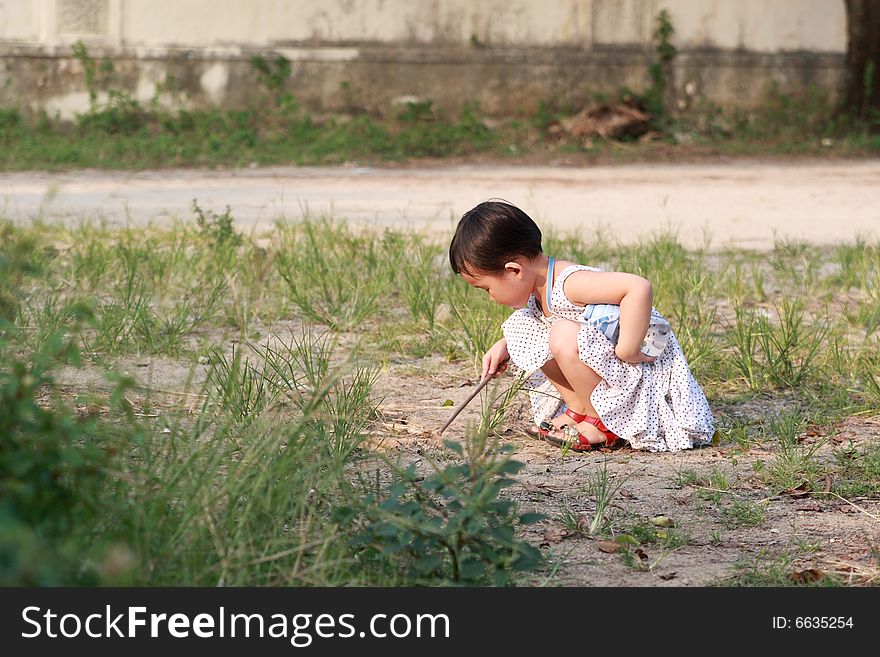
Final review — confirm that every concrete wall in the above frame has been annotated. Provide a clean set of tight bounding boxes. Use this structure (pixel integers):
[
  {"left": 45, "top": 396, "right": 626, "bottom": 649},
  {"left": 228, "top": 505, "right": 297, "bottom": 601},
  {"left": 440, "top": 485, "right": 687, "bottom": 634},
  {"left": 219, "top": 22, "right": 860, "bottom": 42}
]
[{"left": 0, "top": 0, "right": 848, "bottom": 118}]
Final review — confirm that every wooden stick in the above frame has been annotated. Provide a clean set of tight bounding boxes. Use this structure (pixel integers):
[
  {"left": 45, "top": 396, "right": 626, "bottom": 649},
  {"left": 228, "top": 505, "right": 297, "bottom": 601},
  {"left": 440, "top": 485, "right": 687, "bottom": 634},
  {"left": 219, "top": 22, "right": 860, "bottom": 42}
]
[{"left": 438, "top": 374, "right": 492, "bottom": 435}]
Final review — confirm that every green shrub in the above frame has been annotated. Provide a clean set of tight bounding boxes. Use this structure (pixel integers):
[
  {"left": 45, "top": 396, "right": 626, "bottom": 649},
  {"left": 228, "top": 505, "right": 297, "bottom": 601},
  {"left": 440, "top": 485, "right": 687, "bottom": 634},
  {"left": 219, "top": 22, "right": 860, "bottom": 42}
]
[
  {"left": 1, "top": 227, "right": 112, "bottom": 583},
  {"left": 332, "top": 438, "right": 545, "bottom": 585}
]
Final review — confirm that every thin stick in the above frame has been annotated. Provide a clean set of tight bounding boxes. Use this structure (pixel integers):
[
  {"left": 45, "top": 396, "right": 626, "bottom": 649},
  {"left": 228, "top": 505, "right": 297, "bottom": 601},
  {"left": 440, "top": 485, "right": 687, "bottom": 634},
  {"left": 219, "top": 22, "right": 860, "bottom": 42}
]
[
  {"left": 438, "top": 374, "right": 492, "bottom": 435},
  {"left": 815, "top": 491, "right": 880, "bottom": 522}
]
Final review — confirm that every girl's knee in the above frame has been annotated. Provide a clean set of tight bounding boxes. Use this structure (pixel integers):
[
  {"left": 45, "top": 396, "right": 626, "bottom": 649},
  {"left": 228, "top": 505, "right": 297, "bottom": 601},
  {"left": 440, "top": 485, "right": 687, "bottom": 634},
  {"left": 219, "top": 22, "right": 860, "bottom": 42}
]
[{"left": 548, "top": 321, "right": 580, "bottom": 361}]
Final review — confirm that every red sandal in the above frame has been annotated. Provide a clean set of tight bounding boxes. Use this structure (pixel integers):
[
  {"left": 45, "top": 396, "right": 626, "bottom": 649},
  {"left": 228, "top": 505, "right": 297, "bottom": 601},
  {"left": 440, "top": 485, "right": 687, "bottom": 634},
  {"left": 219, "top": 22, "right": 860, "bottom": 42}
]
[
  {"left": 538, "top": 408, "right": 585, "bottom": 437},
  {"left": 540, "top": 408, "right": 620, "bottom": 452}
]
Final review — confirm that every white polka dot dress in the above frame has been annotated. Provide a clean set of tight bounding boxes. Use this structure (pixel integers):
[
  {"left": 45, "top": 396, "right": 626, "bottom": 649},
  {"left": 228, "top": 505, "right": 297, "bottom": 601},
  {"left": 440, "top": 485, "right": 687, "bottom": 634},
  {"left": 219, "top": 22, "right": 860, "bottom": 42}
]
[{"left": 503, "top": 264, "right": 715, "bottom": 452}]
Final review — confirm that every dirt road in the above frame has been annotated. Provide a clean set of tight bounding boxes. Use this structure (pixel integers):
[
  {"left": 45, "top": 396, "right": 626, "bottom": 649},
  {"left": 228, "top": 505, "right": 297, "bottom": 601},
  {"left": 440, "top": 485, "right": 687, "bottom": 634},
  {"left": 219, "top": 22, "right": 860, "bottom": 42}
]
[{"left": 3, "top": 160, "right": 878, "bottom": 248}]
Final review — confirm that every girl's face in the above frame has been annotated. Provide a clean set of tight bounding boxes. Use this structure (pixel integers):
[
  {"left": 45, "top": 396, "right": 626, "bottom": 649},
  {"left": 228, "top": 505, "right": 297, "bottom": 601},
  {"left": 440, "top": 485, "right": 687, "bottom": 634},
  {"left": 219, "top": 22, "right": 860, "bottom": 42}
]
[{"left": 460, "top": 263, "right": 534, "bottom": 308}]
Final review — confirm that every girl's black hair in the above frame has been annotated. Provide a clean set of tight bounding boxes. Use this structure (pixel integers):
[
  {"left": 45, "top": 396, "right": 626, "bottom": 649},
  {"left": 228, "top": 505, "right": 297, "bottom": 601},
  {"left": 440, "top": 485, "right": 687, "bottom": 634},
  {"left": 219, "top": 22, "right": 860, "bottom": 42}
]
[{"left": 449, "top": 200, "right": 543, "bottom": 275}]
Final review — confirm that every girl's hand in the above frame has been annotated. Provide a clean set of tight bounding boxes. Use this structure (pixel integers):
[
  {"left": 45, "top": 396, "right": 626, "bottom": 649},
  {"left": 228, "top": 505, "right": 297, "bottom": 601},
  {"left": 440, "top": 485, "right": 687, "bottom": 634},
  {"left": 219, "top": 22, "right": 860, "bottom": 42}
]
[
  {"left": 482, "top": 338, "right": 510, "bottom": 380},
  {"left": 615, "top": 345, "right": 656, "bottom": 365}
]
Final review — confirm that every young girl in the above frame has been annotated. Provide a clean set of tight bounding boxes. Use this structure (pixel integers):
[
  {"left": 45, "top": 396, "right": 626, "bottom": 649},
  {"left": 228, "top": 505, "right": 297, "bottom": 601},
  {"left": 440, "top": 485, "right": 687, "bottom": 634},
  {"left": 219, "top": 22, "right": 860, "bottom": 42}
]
[{"left": 449, "top": 200, "right": 714, "bottom": 452}]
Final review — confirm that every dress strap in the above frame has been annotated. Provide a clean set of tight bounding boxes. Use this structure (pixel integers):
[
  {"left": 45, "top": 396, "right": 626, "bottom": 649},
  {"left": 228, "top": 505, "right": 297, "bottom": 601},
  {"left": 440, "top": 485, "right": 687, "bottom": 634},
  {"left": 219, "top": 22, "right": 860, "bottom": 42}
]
[{"left": 546, "top": 257, "right": 555, "bottom": 313}]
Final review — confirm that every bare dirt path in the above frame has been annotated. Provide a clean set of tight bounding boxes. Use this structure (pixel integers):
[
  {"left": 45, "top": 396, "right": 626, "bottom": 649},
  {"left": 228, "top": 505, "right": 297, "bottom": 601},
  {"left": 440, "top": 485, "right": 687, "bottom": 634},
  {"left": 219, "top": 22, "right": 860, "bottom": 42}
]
[
  {"left": 3, "top": 159, "right": 878, "bottom": 248},
  {"left": 373, "top": 355, "right": 880, "bottom": 587}
]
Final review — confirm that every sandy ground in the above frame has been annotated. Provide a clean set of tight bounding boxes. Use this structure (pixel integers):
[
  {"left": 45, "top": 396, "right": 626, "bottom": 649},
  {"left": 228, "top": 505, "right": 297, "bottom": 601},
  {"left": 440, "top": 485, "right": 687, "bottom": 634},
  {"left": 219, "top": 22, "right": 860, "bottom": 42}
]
[
  {"left": 371, "top": 354, "right": 880, "bottom": 587},
  {"left": 56, "top": 326, "right": 880, "bottom": 587},
  {"left": 2, "top": 159, "right": 879, "bottom": 248}
]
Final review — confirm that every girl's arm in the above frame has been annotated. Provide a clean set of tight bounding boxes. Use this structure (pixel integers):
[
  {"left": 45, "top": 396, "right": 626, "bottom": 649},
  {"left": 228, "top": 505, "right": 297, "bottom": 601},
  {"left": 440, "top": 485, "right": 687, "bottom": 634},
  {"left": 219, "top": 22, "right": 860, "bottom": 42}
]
[{"left": 562, "top": 270, "right": 655, "bottom": 362}]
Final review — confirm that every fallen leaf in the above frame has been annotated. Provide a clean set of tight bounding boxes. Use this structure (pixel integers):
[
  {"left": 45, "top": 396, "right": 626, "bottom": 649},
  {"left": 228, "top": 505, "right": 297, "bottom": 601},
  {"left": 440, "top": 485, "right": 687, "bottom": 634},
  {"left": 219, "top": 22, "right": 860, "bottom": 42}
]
[
  {"left": 597, "top": 541, "right": 623, "bottom": 553},
  {"left": 635, "top": 548, "right": 649, "bottom": 561},
  {"left": 795, "top": 502, "right": 822, "bottom": 512},
  {"left": 659, "top": 572, "right": 677, "bottom": 581},
  {"left": 783, "top": 482, "right": 812, "bottom": 498},
  {"left": 619, "top": 489, "right": 636, "bottom": 499},
  {"left": 440, "top": 399, "right": 454, "bottom": 407},
  {"left": 789, "top": 569, "right": 825, "bottom": 584},
  {"left": 615, "top": 534, "right": 640, "bottom": 546},
  {"left": 541, "top": 526, "right": 572, "bottom": 545},
  {"left": 824, "top": 475, "right": 832, "bottom": 493},
  {"left": 650, "top": 515, "right": 675, "bottom": 528}
]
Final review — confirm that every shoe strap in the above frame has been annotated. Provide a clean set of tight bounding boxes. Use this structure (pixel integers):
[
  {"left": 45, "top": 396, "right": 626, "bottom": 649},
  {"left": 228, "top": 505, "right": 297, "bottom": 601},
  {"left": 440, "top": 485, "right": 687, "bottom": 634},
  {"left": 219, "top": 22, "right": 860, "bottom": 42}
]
[
  {"left": 560, "top": 423, "right": 593, "bottom": 450},
  {"left": 580, "top": 415, "right": 620, "bottom": 446},
  {"left": 564, "top": 408, "right": 587, "bottom": 423},
  {"left": 580, "top": 414, "right": 608, "bottom": 433}
]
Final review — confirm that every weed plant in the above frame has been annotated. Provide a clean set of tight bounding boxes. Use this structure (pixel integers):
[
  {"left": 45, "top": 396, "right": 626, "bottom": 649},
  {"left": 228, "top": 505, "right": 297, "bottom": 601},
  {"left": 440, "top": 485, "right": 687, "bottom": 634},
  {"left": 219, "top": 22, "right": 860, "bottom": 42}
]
[
  {"left": 723, "top": 553, "right": 845, "bottom": 586},
  {"left": 332, "top": 429, "right": 545, "bottom": 585},
  {"left": 585, "top": 459, "right": 625, "bottom": 535},
  {"left": 445, "top": 276, "right": 510, "bottom": 368},
  {"left": 274, "top": 219, "right": 395, "bottom": 331}
]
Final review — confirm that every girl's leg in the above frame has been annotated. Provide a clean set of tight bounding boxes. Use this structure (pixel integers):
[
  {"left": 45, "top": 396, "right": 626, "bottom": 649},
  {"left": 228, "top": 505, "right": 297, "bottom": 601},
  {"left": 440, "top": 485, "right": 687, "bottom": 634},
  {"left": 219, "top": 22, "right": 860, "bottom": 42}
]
[
  {"left": 539, "top": 359, "right": 606, "bottom": 444},
  {"left": 539, "top": 358, "right": 582, "bottom": 425},
  {"left": 545, "top": 319, "right": 607, "bottom": 444}
]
